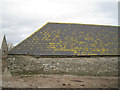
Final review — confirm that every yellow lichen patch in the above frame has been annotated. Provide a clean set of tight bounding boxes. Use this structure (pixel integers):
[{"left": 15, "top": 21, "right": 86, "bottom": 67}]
[
  {"left": 96, "top": 49, "right": 101, "bottom": 52},
  {"left": 75, "top": 47, "right": 79, "bottom": 49},
  {"left": 91, "top": 54, "right": 97, "bottom": 55},
  {"left": 91, "top": 44, "right": 96, "bottom": 46},
  {"left": 79, "top": 41, "right": 86, "bottom": 44},
  {"left": 102, "top": 48, "right": 106, "bottom": 52},
  {"left": 49, "top": 43, "right": 55, "bottom": 45},
  {"left": 104, "top": 44, "right": 108, "bottom": 46},
  {"left": 74, "top": 50, "right": 77, "bottom": 54}
]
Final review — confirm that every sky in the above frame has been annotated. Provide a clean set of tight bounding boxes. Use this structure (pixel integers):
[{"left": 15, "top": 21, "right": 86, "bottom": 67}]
[{"left": 1, "top": 0, "right": 119, "bottom": 46}]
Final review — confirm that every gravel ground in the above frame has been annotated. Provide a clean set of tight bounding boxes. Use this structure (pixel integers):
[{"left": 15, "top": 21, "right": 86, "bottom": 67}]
[{"left": 2, "top": 74, "right": 118, "bottom": 88}]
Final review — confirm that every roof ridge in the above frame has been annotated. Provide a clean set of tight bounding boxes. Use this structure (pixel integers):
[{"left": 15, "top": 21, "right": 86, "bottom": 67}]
[{"left": 48, "top": 22, "right": 119, "bottom": 27}]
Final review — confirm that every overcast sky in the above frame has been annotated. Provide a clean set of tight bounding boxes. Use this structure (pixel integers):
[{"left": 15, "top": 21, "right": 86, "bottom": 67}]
[{"left": 1, "top": 0, "right": 119, "bottom": 46}]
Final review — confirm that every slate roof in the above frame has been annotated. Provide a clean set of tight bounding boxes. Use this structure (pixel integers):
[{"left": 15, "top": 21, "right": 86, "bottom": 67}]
[{"left": 8, "top": 22, "right": 119, "bottom": 55}]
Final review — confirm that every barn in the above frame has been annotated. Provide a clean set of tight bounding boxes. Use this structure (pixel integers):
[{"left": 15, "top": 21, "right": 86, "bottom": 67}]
[{"left": 7, "top": 22, "right": 119, "bottom": 76}]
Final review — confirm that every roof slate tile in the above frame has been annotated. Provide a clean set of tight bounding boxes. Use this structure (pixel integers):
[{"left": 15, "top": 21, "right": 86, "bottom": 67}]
[{"left": 8, "top": 22, "right": 119, "bottom": 55}]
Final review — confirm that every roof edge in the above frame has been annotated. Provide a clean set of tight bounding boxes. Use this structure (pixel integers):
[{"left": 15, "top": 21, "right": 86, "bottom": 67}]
[
  {"left": 47, "top": 22, "right": 119, "bottom": 27},
  {"left": 8, "top": 22, "right": 49, "bottom": 53}
]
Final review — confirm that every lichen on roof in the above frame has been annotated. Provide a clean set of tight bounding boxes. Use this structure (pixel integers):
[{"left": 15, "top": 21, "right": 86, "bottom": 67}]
[{"left": 8, "top": 22, "right": 119, "bottom": 55}]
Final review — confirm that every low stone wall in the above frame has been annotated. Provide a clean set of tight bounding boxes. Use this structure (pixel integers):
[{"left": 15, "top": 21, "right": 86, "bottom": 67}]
[{"left": 7, "top": 55, "right": 118, "bottom": 76}]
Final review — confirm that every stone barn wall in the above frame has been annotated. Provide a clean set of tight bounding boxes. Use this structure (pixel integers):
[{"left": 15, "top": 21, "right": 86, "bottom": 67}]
[{"left": 7, "top": 55, "right": 118, "bottom": 76}]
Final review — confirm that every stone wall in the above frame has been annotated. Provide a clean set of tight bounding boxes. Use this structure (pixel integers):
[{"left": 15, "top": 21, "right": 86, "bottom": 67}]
[{"left": 7, "top": 55, "right": 118, "bottom": 76}]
